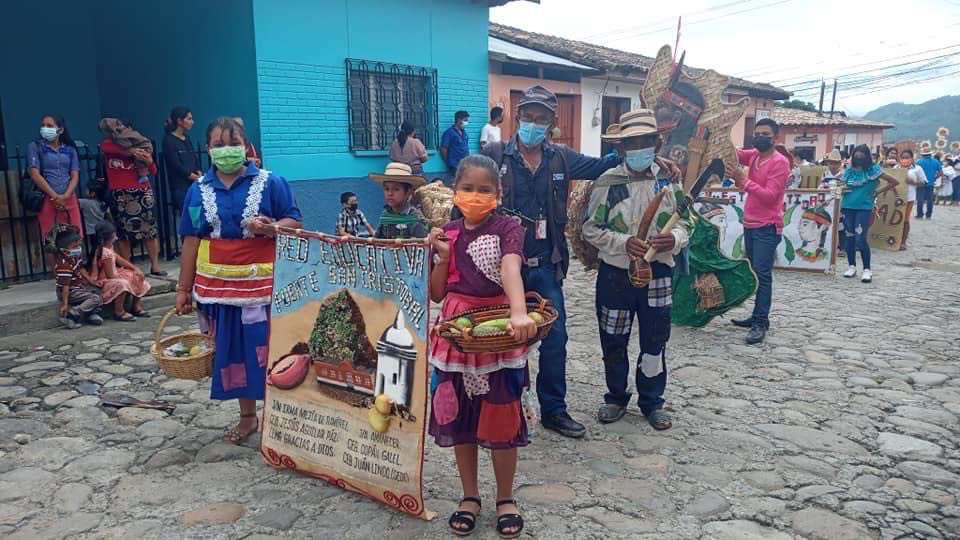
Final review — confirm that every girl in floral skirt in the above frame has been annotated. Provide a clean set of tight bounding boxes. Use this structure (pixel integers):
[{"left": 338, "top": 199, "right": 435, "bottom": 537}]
[{"left": 428, "top": 154, "right": 536, "bottom": 538}]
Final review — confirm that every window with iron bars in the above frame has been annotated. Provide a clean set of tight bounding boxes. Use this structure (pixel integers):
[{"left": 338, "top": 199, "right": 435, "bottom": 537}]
[{"left": 346, "top": 59, "right": 438, "bottom": 153}]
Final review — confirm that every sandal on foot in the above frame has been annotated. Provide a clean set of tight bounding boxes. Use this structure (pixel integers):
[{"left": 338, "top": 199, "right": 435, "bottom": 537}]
[
  {"left": 223, "top": 413, "right": 259, "bottom": 445},
  {"left": 496, "top": 499, "right": 523, "bottom": 539},
  {"left": 114, "top": 313, "right": 136, "bottom": 322},
  {"left": 448, "top": 497, "right": 481, "bottom": 536},
  {"left": 131, "top": 308, "right": 151, "bottom": 318},
  {"left": 597, "top": 403, "right": 627, "bottom": 424},
  {"left": 646, "top": 409, "right": 673, "bottom": 431}
]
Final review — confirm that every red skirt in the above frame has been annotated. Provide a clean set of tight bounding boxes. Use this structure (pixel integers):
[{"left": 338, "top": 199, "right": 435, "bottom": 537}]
[{"left": 429, "top": 292, "right": 528, "bottom": 376}]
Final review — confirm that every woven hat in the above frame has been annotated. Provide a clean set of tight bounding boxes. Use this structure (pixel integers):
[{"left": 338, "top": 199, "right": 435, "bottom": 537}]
[
  {"left": 517, "top": 85, "right": 558, "bottom": 113},
  {"left": 823, "top": 149, "right": 842, "bottom": 163},
  {"left": 601, "top": 108, "right": 669, "bottom": 141},
  {"left": 369, "top": 162, "right": 426, "bottom": 188},
  {"left": 919, "top": 142, "right": 933, "bottom": 155}
]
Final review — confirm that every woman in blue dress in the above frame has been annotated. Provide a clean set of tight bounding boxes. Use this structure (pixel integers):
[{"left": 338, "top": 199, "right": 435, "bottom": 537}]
[{"left": 176, "top": 117, "right": 302, "bottom": 444}]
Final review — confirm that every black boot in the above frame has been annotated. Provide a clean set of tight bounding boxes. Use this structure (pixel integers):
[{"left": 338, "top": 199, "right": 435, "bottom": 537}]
[
  {"left": 541, "top": 412, "right": 586, "bottom": 438},
  {"left": 731, "top": 316, "right": 755, "bottom": 328},
  {"left": 745, "top": 323, "right": 767, "bottom": 345}
]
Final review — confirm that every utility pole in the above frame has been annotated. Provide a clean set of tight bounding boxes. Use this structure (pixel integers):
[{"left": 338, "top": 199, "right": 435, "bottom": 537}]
[
  {"left": 818, "top": 80, "right": 826, "bottom": 114},
  {"left": 829, "top": 79, "right": 838, "bottom": 118},
  {"left": 674, "top": 16, "right": 682, "bottom": 61}
]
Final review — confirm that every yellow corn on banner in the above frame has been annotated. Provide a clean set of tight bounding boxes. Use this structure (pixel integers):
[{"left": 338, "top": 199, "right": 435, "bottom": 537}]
[{"left": 261, "top": 231, "right": 434, "bottom": 520}]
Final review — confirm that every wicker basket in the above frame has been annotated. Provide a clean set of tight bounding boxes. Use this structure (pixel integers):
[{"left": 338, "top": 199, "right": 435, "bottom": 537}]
[
  {"left": 436, "top": 292, "right": 558, "bottom": 353},
  {"left": 150, "top": 308, "right": 214, "bottom": 380}
]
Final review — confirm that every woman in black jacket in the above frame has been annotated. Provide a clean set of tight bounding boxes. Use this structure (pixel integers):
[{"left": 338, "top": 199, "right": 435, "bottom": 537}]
[{"left": 161, "top": 106, "right": 202, "bottom": 214}]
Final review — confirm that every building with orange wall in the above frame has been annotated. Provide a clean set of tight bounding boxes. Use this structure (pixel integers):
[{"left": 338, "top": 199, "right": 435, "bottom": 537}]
[{"left": 771, "top": 107, "right": 894, "bottom": 162}]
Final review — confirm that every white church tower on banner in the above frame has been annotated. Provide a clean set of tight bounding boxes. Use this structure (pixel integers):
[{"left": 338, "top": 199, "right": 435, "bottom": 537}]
[{"left": 374, "top": 309, "right": 417, "bottom": 407}]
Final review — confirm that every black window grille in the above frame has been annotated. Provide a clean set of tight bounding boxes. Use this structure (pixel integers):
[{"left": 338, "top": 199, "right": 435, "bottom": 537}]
[{"left": 346, "top": 59, "right": 438, "bottom": 153}]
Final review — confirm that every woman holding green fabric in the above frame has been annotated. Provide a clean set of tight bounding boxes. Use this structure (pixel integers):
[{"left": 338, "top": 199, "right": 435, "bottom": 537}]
[{"left": 369, "top": 162, "right": 430, "bottom": 239}]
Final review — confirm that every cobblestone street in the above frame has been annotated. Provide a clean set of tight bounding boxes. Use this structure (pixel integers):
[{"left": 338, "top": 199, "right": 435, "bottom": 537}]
[{"left": 1, "top": 209, "right": 959, "bottom": 539}]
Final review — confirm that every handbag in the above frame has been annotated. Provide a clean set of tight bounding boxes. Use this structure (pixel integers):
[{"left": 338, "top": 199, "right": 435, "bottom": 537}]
[
  {"left": 19, "top": 141, "right": 45, "bottom": 213},
  {"left": 44, "top": 209, "right": 78, "bottom": 254}
]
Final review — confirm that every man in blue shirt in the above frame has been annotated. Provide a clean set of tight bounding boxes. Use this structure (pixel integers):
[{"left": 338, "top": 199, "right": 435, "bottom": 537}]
[
  {"left": 481, "top": 85, "right": 621, "bottom": 439},
  {"left": 440, "top": 111, "right": 470, "bottom": 180},
  {"left": 916, "top": 147, "right": 942, "bottom": 219}
]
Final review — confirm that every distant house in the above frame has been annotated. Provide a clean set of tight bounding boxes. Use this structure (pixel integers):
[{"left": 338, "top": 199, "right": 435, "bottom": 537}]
[
  {"left": 771, "top": 107, "right": 895, "bottom": 162},
  {"left": 1, "top": 0, "right": 526, "bottom": 233},
  {"left": 487, "top": 23, "right": 790, "bottom": 156}
]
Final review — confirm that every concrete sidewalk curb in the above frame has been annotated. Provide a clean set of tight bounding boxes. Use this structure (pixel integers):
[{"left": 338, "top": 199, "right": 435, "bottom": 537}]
[{"left": 0, "top": 279, "right": 177, "bottom": 338}]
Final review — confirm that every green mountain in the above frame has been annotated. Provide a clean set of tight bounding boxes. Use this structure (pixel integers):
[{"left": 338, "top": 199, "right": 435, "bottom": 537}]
[{"left": 864, "top": 95, "right": 960, "bottom": 143}]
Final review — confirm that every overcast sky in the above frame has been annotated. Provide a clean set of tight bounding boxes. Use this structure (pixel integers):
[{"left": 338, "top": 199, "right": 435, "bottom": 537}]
[{"left": 492, "top": 0, "right": 960, "bottom": 116}]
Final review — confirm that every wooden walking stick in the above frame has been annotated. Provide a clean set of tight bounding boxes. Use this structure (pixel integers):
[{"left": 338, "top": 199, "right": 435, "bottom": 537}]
[{"left": 640, "top": 158, "right": 727, "bottom": 265}]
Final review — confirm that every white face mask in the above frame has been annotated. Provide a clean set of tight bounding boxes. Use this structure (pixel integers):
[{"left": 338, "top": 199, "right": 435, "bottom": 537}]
[
  {"left": 460, "top": 121, "right": 469, "bottom": 128},
  {"left": 40, "top": 126, "right": 59, "bottom": 141}
]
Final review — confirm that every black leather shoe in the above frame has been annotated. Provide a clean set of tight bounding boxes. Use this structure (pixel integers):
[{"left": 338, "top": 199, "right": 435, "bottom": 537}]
[
  {"left": 541, "top": 412, "right": 586, "bottom": 438},
  {"left": 597, "top": 404, "right": 627, "bottom": 424},
  {"left": 731, "top": 316, "right": 755, "bottom": 328},
  {"left": 745, "top": 324, "right": 766, "bottom": 345}
]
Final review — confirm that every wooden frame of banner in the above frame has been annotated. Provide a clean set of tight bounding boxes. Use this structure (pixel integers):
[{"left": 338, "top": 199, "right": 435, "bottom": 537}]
[{"left": 702, "top": 188, "right": 840, "bottom": 273}]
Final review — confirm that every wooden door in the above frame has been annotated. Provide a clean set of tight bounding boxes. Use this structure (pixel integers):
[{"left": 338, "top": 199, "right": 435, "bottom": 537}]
[
  {"left": 601, "top": 96, "right": 631, "bottom": 155},
  {"left": 553, "top": 94, "right": 580, "bottom": 151},
  {"left": 507, "top": 91, "right": 581, "bottom": 151}
]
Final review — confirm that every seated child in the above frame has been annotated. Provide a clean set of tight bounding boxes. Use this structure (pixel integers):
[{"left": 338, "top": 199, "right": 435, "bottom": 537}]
[
  {"left": 87, "top": 222, "right": 151, "bottom": 321},
  {"left": 335, "top": 191, "right": 374, "bottom": 237},
  {"left": 427, "top": 154, "right": 535, "bottom": 538},
  {"left": 53, "top": 227, "right": 103, "bottom": 329},
  {"left": 369, "top": 162, "right": 429, "bottom": 239}
]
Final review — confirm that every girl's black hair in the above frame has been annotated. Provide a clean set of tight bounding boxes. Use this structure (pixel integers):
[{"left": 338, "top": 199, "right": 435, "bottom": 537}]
[
  {"left": 164, "top": 106, "right": 191, "bottom": 133},
  {"left": 901, "top": 148, "right": 914, "bottom": 158},
  {"left": 397, "top": 120, "right": 415, "bottom": 149},
  {"left": 40, "top": 114, "right": 76, "bottom": 148},
  {"left": 851, "top": 144, "right": 873, "bottom": 166},
  {"left": 206, "top": 116, "right": 246, "bottom": 146},
  {"left": 454, "top": 154, "right": 500, "bottom": 191},
  {"left": 86, "top": 221, "right": 117, "bottom": 271}
]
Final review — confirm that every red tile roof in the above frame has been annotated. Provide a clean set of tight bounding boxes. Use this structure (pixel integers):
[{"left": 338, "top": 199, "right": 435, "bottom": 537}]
[
  {"left": 772, "top": 107, "right": 894, "bottom": 129},
  {"left": 489, "top": 23, "right": 789, "bottom": 100}
]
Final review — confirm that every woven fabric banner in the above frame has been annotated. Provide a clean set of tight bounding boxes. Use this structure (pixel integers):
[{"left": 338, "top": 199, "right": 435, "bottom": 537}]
[{"left": 261, "top": 231, "right": 432, "bottom": 520}]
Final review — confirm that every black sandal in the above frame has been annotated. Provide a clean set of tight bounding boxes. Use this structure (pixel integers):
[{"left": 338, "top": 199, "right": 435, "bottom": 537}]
[
  {"left": 448, "top": 496, "right": 481, "bottom": 536},
  {"left": 496, "top": 499, "right": 523, "bottom": 539}
]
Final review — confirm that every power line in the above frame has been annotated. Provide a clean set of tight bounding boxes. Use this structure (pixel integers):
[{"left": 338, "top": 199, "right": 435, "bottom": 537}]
[
  {"left": 770, "top": 43, "right": 960, "bottom": 86},
  {"left": 596, "top": 0, "right": 793, "bottom": 41},
  {"left": 841, "top": 67, "right": 960, "bottom": 98},
  {"left": 789, "top": 60, "right": 960, "bottom": 96},
  {"left": 577, "top": 0, "right": 756, "bottom": 41}
]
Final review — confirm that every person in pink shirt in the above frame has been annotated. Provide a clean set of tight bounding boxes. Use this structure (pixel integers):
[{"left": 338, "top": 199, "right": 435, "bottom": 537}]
[{"left": 724, "top": 118, "right": 791, "bottom": 344}]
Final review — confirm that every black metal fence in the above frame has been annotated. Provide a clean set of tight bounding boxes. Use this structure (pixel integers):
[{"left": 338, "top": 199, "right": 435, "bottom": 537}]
[{"left": 0, "top": 140, "right": 210, "bottom": 283}]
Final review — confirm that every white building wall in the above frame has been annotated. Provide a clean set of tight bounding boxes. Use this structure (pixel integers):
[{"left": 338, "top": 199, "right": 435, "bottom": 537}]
[{"left": 580, "top": 77, "right": 644, "bottom": 157}]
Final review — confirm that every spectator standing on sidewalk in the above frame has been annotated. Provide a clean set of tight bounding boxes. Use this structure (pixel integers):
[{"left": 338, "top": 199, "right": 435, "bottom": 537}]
[
  {"left": 440, "top": 111, "right": 470, "bottom": 182},
  {"left": 480, "top": 106, "right": 503, "bottom": 148},
  {"left": 899, "top": 149, "right": 927, "bottom": 250},
  {"left": 27, "top": 115, "right": 82, "bottom": 251},
  {"left": 915, "top": 145, "right": 941, "bottom": 219},
  {"left": 101, "top": 128, "right": 166, "bottom": 277},
  {"left": 389, "top": 121, "right": 429, "bottom": 175},
  {"left": 725, "top": 118, "right": 790, "bottom": 345},
  {"left": 162, "top": 106, "right": 202, "bottom": 214}
]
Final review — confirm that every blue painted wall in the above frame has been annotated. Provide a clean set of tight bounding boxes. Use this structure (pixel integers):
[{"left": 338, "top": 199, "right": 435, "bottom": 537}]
[
  {"left": 0, "top": 3, "right": 103, "bottom": 153},
  {"left": 94, "top": 0, "right": 261, "bottom": 152},
  {"left": 252, "top": 0, "right": 490, "bottom": 232}
]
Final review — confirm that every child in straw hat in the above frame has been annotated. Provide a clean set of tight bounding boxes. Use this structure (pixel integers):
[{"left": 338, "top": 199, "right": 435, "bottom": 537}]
[{"left": 370, "top": 162, "right": 430, "bottom": 239}]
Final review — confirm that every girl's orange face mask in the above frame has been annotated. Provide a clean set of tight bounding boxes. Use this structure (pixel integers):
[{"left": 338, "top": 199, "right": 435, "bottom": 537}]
[{"left": 453, "top": 191, "right": 498, "bottom": 222}]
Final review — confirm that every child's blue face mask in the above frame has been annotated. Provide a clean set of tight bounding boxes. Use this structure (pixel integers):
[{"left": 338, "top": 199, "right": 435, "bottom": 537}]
[{"left": 65, "top": 247, "right": 82, "bottom": 258}]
